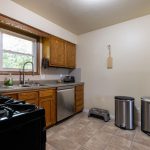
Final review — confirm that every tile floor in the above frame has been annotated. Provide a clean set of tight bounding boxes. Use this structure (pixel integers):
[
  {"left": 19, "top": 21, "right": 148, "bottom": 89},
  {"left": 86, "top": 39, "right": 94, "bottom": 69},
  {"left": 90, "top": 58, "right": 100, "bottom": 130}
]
[{"left": 46, "top": 113, "right": 150, "bottom": 150}]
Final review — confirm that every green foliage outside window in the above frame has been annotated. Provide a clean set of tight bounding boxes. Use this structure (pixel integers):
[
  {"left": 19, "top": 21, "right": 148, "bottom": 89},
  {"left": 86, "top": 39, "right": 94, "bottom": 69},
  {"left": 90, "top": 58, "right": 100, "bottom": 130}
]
[{"left": 3, "top": 52, "right": 32, "bottom": 69}]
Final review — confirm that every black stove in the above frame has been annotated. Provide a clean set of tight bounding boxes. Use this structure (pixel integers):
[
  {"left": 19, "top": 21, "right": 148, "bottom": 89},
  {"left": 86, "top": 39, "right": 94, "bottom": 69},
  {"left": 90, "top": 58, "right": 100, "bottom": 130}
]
[
  {"left": 0, "top": 95, "right": 46, "bottom": 150},
  {"left": 0, "top": 96, "right": 37, "bottom": 119}
]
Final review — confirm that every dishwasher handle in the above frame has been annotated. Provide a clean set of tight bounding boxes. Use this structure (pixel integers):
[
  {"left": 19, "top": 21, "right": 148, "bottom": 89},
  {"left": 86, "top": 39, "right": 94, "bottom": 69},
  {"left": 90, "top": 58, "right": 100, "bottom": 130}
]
[
  {"left": 57, "top": 86, "right": 74, "bottom": 90},
  {"left": 57, "top": 88, "right": 74, "bottom": 93}
]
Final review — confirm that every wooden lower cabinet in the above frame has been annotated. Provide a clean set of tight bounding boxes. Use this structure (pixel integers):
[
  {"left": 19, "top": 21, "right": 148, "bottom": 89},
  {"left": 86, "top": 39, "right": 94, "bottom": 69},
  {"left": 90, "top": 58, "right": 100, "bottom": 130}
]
[
  {"left": 39, "top": 97, "right": 51, "bottom": 127},
  {"left": 2, "top": 88, "right": 56, "bottom": 128},
  {"left": 75, "top": 84, "right": 84, "bottom": 113},
  {"left": 2, "top": 92, "right": 18, "bottom": 99},
  {"left": 39, "top": 89, "right": 56, "bottom": 127},
  {"left": 18, "top": 91, "right": 39, "bottom": 106},
  {"left": 1, "top": 84, "right": 83, "bottom": 127}
]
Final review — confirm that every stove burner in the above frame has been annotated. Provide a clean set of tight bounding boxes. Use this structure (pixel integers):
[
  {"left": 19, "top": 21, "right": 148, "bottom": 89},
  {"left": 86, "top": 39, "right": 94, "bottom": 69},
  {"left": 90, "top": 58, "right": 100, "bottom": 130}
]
[
  {"left": 7, "top": 104, "right": 37, "bottom": 112},
  {"left": 0, "top": 109, "right": 7, "bottom": 118},
  {"left": 0, "top": 96, "right": 37, "bottom": 120}
]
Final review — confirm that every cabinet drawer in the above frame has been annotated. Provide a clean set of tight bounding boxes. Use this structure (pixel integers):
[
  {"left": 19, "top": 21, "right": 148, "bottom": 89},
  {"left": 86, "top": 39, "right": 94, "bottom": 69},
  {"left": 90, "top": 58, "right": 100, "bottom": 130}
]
[
  {"left": 18, "top": 92, "right": 38, "bottom": 100},
  {"left": 39, "top": 89, "right": 55, "bottom": 98},
  {"left": 75, "top": 85, "right": 84, "bottom": 91},
  {"left": 2, "top": 93, "right": 18, "bottom": 99},
  {"left": 25, "top": 99, "right": 39, "bottom": 106}
]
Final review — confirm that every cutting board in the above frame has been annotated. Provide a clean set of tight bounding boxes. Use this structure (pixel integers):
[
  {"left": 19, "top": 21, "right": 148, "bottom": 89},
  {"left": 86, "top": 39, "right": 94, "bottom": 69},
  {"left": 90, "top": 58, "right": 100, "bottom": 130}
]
[{"left": 107, "top": 45, "right": 113, "bottom": 69}]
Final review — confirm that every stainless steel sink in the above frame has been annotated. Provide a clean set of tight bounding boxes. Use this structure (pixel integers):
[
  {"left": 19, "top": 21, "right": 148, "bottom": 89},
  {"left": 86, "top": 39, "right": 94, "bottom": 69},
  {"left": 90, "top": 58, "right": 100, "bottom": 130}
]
[
  {"left": 20, "top": 83, "right": 47, "bottom": 87},
  {"left": 21, "top": 84, "right": 31, "bottom": 87}
]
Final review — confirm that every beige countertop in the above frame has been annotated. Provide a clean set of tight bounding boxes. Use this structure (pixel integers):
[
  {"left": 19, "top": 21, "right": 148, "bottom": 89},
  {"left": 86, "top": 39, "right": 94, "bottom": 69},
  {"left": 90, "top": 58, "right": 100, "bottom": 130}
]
[{"left": 0, "top": 82, "right": 84, "bottom": 93}]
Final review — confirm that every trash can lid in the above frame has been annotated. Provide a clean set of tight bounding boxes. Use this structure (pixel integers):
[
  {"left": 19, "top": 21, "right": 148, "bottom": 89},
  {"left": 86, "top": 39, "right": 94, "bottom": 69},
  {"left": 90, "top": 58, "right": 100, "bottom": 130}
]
[
  {"left": 115, "top": 96, "right": 134, "bottom": 101},
  {"left": 141, "top": 97, "right": 150, "bottom": 102}
]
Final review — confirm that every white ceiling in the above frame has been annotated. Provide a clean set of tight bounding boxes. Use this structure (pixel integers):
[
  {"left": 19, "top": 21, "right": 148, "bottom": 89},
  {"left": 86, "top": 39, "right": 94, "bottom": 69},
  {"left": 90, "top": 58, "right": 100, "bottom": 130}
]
[{"left": 12, "top": 0, "right": 150, "bottom": 35}]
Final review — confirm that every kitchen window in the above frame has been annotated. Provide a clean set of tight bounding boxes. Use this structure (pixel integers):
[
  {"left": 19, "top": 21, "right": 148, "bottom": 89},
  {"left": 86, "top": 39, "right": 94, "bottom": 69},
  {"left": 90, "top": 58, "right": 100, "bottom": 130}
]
[{"left": 0, "top": 28, "right": 39, "bottom": 74}]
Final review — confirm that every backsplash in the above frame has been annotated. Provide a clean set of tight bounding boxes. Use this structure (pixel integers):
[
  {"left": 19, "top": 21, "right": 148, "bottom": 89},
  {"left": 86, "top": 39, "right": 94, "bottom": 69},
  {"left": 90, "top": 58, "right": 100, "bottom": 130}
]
[{"left": 0, "top": 67, "right": 81, "bottom": 84}]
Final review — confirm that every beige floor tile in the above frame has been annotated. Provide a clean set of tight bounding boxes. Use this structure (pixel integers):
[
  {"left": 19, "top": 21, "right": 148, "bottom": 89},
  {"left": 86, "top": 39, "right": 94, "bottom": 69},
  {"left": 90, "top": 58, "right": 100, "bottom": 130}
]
[
  {"left": 101, "top": 124, "right": 118, "bottom": 134},
  {"left": 105, "top": 120, "right": 115, "bottom": 127},
  {"left": 110, "top": 135, "right": 132, "bottom": 149},
  {"left": 47, "top": 135, "right": 80, "bottom": 150},
  {"left": 115, "top": 128, "right": 136, "bottom": 141},
  {"left": 46, "top": 113, "right": 150, "bottom": 150},
  {"left": 83, "top": 139, "right": 107, "bottom": 150},
  {"left": 83, "top": 131, "right": 113, "bottom": 150},
  {"left": 133, "top": 129, "right": 150, "bottom": 147},
  {"left": 46, "top": 143, "right": 56, "bottom": 150},
  {"left": 131, "top": 142, "right": 150, "bottom": 150},
  {"left": 77, "top": 145, "right": 93, "bottom": 150},
  {"left": 48, "top": 124, "right": 65, "bottom": 134},
  {"left": 86, "top": 119, "right": 105, "bottom": 131},
  {"left": 105, "top": 144, "right": 130, "bottom": 150},
  {"left": 68, "top": 126, "right": 97, "bottom": 145}
]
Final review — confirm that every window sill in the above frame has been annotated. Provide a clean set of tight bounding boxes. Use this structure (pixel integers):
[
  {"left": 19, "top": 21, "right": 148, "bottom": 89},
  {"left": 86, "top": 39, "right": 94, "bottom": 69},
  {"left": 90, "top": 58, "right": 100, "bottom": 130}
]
[{"left": 0, "top": 71, "right": 40, "bottom": 75}]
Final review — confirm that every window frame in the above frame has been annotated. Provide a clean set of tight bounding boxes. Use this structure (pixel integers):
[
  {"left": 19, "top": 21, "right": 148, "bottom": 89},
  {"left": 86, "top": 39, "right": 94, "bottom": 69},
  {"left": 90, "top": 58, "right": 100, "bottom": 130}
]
[{"left": 0, "top": 27, "right": 40, "bottom": 75}]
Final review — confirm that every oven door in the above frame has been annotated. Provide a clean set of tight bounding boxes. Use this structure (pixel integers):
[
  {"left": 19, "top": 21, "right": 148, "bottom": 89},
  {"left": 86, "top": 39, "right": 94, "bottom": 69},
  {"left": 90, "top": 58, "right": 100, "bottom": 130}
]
[{"left": 0, "top": 109, "right": 46, "bottom": 150}]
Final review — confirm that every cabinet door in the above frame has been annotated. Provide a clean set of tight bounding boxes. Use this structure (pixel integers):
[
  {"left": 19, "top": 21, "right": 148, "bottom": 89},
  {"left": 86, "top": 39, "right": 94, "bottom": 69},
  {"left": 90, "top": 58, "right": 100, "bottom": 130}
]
[
  {"left": 50, "top": 36, "right": 65, "bottom": 67},
  {"left": 39, "top": 97, "right": 51, "bottom": 127},
  {"left": 50, "top": 95, "right": 56, "bottom": 125},
  {"left": 75, "top": 85, "right": 84, "bottom": 113},
  {"left": 18, "top": 91, "right": 38, "bottom": 106},
  {"left": 39, "top": 89, "right": 56, "bottom": 127},
  {"left": 65, "top": 42, "right": 76, "bottom": 68},
  {"left": 42, "top": 37, "right": 50, "bottom": 60}
]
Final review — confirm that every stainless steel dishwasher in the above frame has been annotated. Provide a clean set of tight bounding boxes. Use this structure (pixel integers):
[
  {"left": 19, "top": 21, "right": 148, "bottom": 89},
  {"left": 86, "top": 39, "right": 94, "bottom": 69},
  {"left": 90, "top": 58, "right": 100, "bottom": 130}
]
[{"left": 57, "top": 86, "right": 75, "bottom": 122}]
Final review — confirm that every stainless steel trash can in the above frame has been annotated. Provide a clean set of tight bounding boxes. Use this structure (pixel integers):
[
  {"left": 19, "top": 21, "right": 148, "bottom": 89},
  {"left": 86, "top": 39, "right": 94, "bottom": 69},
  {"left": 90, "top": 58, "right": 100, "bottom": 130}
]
[
  {"left": 141, "top": 97, "right": 150, "bottom": 135},
  {"left": 115, "top": 96, "right": 135, "bottom": 130}
]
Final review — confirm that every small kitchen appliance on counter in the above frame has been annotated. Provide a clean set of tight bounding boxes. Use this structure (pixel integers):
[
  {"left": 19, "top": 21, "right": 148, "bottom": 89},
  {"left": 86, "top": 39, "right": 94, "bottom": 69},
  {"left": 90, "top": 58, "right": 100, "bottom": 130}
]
[
  {"left": 63, "top": 75, "right": 75, "bottom": 83},
  {"left": 141, "top": 97, "right": 150, "bottom": 135},
  {"left": 115, "top": 96, "right": 135, "bottom": 130},
  {"left": 0, "top": 96, "right": 46, "bottom": 150},
  {"left": 88, "top": 108, "right": 110, "bottom": 122}
]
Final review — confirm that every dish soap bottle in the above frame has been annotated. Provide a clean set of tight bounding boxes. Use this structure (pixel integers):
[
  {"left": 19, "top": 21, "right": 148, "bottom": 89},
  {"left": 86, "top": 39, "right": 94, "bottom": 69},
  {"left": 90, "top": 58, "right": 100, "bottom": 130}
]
[
  {"left": 8, "top": 73, "right": 13, "bottom": 86},
  {"left": 4, "top": 73, "right": 13, "bottom": 86}
]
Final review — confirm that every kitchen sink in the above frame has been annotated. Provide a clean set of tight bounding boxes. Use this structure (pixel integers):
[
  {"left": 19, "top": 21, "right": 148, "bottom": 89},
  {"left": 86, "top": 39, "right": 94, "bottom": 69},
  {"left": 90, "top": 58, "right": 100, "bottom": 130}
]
[
  {"left": 20, "top": 83, "right": 48, "bottom": 87},
  {"left": 21, "top": 84, "right": 31, "bottom": 87}
]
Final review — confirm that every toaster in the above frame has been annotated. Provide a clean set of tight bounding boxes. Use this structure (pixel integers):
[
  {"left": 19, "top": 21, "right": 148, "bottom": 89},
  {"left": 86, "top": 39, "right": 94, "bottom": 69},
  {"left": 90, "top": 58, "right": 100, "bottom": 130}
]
[{"left": 63, "top": 75, "right": 75, "bottom": 83}]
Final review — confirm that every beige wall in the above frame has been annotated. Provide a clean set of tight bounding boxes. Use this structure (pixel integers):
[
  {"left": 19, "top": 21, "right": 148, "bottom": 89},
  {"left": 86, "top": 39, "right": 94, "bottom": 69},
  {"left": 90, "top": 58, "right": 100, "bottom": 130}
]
[{"left": 77, "top": 14, "right": 150, "bottom": 124}]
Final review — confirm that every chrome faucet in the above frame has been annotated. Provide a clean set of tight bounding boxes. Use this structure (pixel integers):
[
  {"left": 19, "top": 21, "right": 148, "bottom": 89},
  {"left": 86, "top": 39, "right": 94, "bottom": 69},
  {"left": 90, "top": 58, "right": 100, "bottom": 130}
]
[{"left": 20, "top": 61, "right": 34, "bottom": 85}]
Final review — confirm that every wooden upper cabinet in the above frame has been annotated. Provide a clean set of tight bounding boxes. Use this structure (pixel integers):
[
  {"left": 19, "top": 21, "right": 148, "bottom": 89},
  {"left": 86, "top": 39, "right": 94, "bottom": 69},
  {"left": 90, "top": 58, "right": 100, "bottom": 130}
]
[
  {"left": 42, "top": 35, "right": 76, "bottom": 68},
  {"left": 50, "top": 36, "right": 65, "bottom": 67},
  {"left": 42, "top": 36, "right": 50, "bottom": 60},
  {"left": 65, "top": 42, "right": 76, "bottom": 68}
]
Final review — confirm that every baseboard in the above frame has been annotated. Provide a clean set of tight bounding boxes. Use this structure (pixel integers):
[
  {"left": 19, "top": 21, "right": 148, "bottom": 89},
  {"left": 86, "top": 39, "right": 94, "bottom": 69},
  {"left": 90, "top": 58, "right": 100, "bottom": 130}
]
[
  {"left": 110, "top": 115, "right": 115, "bottom": 120},
  {"left": 83, "top": 108, "right": 89, "bottom": 113}
]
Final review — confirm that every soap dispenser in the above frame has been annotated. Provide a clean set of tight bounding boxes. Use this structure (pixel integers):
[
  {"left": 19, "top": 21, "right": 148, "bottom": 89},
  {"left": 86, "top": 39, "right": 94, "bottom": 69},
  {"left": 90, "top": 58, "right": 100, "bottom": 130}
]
[{"left": 4, "top": 73, "right": 13, "bottom": 86}]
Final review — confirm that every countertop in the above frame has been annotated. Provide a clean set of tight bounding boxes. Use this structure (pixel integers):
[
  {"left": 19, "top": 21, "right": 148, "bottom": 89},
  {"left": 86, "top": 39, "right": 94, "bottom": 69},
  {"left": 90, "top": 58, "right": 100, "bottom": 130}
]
[{"left": 0, "top": 82, "right": 84, "bottom": 93}]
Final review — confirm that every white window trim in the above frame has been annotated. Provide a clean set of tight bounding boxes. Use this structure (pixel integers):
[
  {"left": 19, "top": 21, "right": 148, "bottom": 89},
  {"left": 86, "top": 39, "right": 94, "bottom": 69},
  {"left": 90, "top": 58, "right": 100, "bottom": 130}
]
[{"left": 0, "top": 28, "right": 37, "bottom": 72}]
